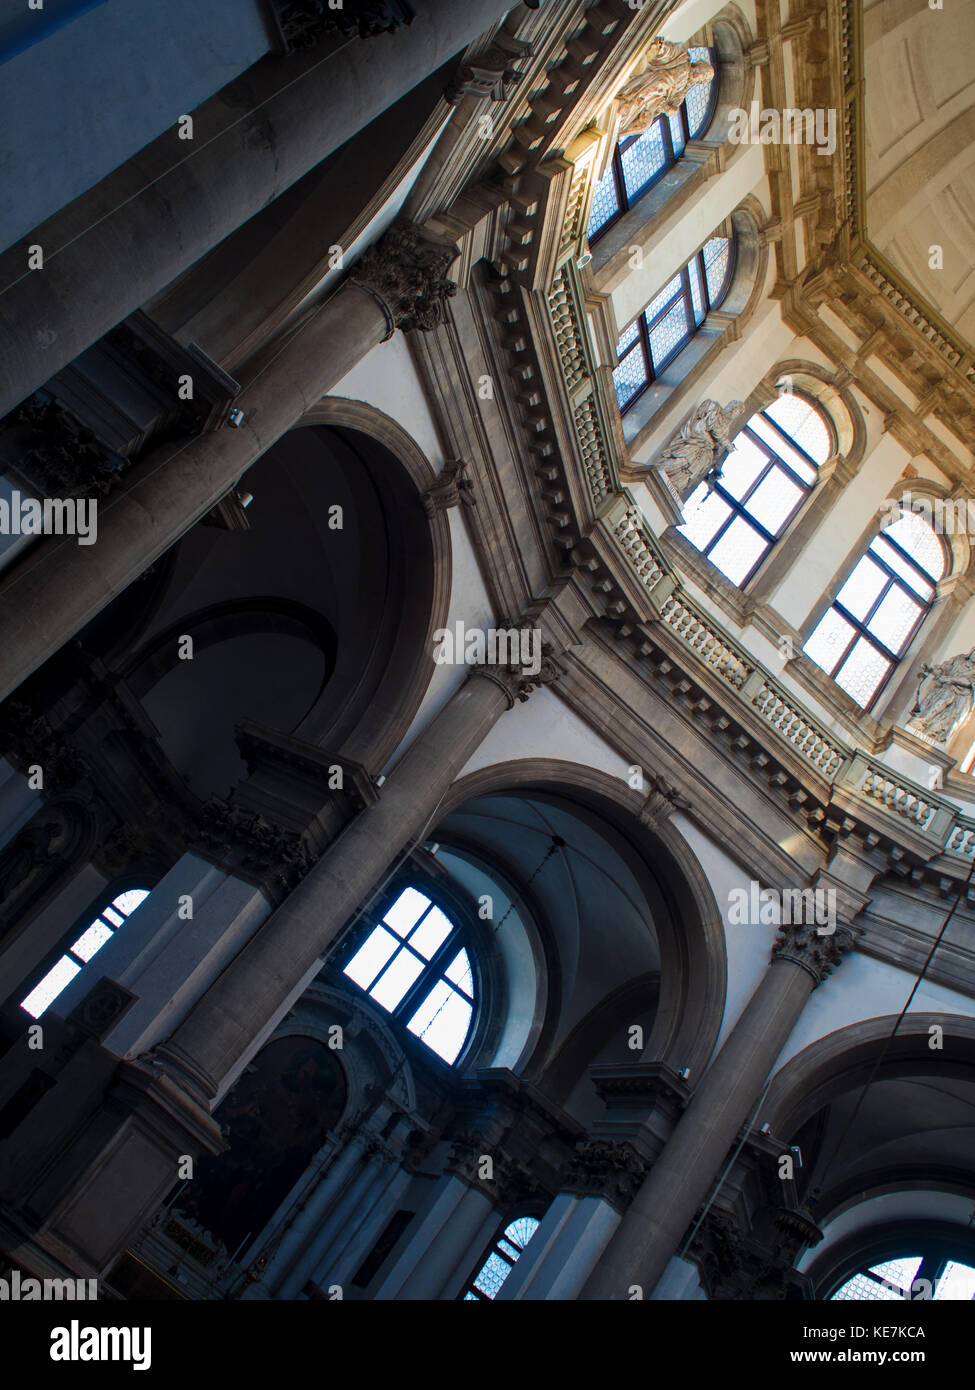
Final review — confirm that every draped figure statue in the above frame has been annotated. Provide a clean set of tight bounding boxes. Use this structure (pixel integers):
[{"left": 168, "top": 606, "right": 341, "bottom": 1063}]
[
  {"left": 908, "top": 649, "right": 975, "bottom": 744},
  {"left": 615, "top": 38, "right": 715, "bottom": 137},
  {"left": 654, "top": 399, "right": 744, "bottom": 500}
]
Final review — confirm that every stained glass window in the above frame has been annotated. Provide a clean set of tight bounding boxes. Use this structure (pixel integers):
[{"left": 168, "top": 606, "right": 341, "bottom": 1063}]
[
  {"left": 343, "top": 886, "right": 475, "bottom": 1065},
  {"left": 613, "top": 234, "right": 734, "bottom": 412},
  {"left": 587, "top": 47, "right": 718, "bottom": 242},
  {"left": 679, "top": 390, "right": 830, "bottom": 584},
  {"left": 804, "top": 508, "right": 945, "bottom": 710},
  {"left": 463, "top": 1216, "right": 541, "bottom": 1300},
  {"left": 20, "top": 887, "right": 151, "bottom": 1019},
  {"left": 832, "top": 1254, "right": 975, "bottom": 1300}
]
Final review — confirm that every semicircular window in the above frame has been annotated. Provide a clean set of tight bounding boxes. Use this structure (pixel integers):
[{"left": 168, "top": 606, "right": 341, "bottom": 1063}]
[
  {"left": 803, "top": 508, "right": 946, "bottom": 709},
  {"left": 613, "top": 233, "right": 735, "bottom": 413},
  {"left": 20, "top": 887, "right": 151, "bottom": 1019},
  {"left": 342, "top": 886, "right": 475, "bottom": 1065},
  {"left": 832, "top": 1254, "right": 975, "bottom": 1300},
  {"left": 588, "top": 46, "right": 718, "bottom": 242},
  {"left": 463, "top": 1216, "right": 541, "bottom": 1300},
  {"left": 679, "top": 391, "right": 833, "bottom": 585}
]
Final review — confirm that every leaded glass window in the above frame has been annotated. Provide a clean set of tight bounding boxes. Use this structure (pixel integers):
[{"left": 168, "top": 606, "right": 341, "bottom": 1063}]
[
  {"left": 804, "top": 509, "right": 945, "bottom": 710},
  {"left": 342, "top": 885, "right": 475, "bottom": 1065},
  {"left": 587, "top": 47, "right": 718, "bottom": 242},
  {"left": 679, "top": 392, "right": 832, "bottom": 585},
  {"left": 613, "top": 234, "right": 735, "bottom": 411},
  {"left": 20, "top": 887, "right": 150, "bottom": 1018},
  {"left": 832, "top": 1254, "right": 975, "bottom": 1300},
  {"left": 463, "top": 1216, "right": 541, "bottom": 1300}
]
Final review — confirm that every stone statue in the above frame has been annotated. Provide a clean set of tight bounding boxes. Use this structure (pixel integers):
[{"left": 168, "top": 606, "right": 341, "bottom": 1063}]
[
  {"left": 654, "top": 399, "right": 744, "bottom": 500},
  {"left": 615, "top": 38, "right": 715, "bottom": 138},
  {"left": 908, "top": 649, "right": 975, "bottom": 744}
]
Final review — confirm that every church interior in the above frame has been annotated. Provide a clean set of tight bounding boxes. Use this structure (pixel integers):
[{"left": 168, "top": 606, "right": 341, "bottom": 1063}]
[{"left": 0, "top": 0, "right": 974, "bottom": 1308}]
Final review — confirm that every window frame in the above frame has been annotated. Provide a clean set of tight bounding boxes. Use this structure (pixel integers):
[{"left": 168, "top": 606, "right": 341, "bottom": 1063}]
[
  {"left": 588, "top": 46, "right": 719, "bottom": 245},
  {"left": 461, "top": 1212, "right": 543, "bottom": 1300}
]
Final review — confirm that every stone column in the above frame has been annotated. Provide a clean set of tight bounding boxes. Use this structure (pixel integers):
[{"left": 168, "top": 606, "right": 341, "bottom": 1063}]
[
  {"left": 0, "top": 222, "right": 458, "bottom": 704},
  {"left": 0, "top": 0, "right": 521, "bottom": 417},
  {"left": 373, "top": 1173, "right": 496, "bottom": 1300},
  {"left": 580, "top": 925, "right": 855, "bottom": 1300},
  {"left": 153, "top": 658, "right": 560, "bottom": 1104}
]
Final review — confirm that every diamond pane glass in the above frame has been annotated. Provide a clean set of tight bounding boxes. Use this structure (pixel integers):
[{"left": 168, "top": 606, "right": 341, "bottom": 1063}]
[
  {"left": 685, "top": 48, "right": 715, "bottom": 137},
  {"left": 866, "top": 585, "right": 923, "bottom": 654},
  {"left": 804, "top": 608, "right": 856, "bottom": 675},
  {"left": 648, "top": 298, "right": 690, "bottom": 369},
  {"left": 703, "top": 237, "right": 731, "bottom": 304},
  {"left": 882, "top": 511, "right": 945, "bottom": 579},
  {"left": 933, "top": 1261, "right": 975, "bottom": 1300},
  {"left": 620, "top": 122, "right": 667, "bottom": 200},
  {"left": 870, "top": 1257, "right": 923, "bottom": 1292},
  {"left": 383, "top": 886, "right": 430, "bottom": 936},
  {"left": 717, "top": 435, "right": 767, "bottom": 500},
  {"left": 407, "top": 980, "right": 472, "bottom": 1063},
  {"left": 343, "top": 925, "right": 399, "bottom": 990},
  {"left": 69, "top": 920, "right": 114, "bottom": 963},
  {"left": 643, "top": 274, "right": 682, "bottom": 325},
  {"left": 668, "top": 109, "right": 685, "bottom": 156},
  {"left": 748, "top": 415, "right": 818, "bottom": 485},
  {"left": 745, "top": 465, "right": 804, "bottom": 535},
  {"left": 617, "top": 319, "right": 640, "bottom": 355},
  {"left": 833, "top": 1272, "right": 904, "bottom": 1301},
  {"left": 369, "top": 947, "right": 425, "bottom": 1012},
  {"left": 679, "top": 486, "right": 732, "bottom": 548},
  {"left": 706, "top": 516, "right": 768, "bottom": 585},
  {"left": 505, "top": 1216, "right": 540, "bottom": 1250},
  {"left": 688, "top": 256, "right": 706, "bottom": 325},
  {"left": 835, "top": 637, "right": 891, "bottom": 706},
  {"left": 473, "top": 1251, "right": 513, "bottom": 1299},
  {"left": 587, "top": 171, "right": 620, "bottom": 240},
  {"left": 408, "top": 905, "right": 453, "bottom": 960},
  {"left": 21, "top": 956, "right": 82, "bottom": 1019},
  {"left": 835, "top": 556, "right": 888, "bottom": 622},
  {"left": 869, "top": 535, "right": 934, "bottom": 599},
  {"left": 764, "top": 393, "right": 832, "bottom": 464},
  {"left": 613, "top": 345, "right": 647, "bottom": 408}
]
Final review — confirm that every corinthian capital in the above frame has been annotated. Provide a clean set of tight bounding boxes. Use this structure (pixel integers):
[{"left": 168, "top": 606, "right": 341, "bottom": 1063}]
[
  {"left": 350, "top": 220, "right": 459, "bottom": 336},
  {"left": 771, "top": 923, "right": 856, "bottom": 986}
]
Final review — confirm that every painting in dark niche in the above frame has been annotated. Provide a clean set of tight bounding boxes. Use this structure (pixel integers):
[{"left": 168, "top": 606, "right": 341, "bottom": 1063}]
[{"left": 173, "top": 1034, "right": 347, "bottom": 1257}]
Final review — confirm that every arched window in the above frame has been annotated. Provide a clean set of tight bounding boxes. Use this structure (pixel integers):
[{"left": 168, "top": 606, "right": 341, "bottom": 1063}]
[
  {"left": 342, "top": 885, "right": 475, "bottom": 1065},
  {"left": 463, "top": 1215, "right": 541, "bottom": 1300},
  {"left": 587, "top": 47, "right": 718, "bottom": 242},
  {"left": 20, "top": 886, "right": 150, "bottom": 1019},
  {"left": 832, "top": 1254, "right": 975, "bottom": 1301},
  {"left": 613, "top": 233, "right": 734, "bottom": 413},
  {"left": 679, "top": 392, "right": 833, "bottom": 585},
  {"left": 803, "top": 509, "right": 946, "bottom": 709}
]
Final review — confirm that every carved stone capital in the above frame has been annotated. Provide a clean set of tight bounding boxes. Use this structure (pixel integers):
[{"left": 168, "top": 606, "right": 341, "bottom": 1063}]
[
  {"left": 561, "top": 1139, "right": 649, "bottom": 1212},
  {"left": 771, "top": 922, "right": 856, "bottom": 985},
  {"left": 264, "top": 0, "right": 415, "bottom": 50},
  {"left": 350, "top": 220, "right": 459, "bottom": 336},
  {"left": 473, "top": 648, "right": 564, "bottom": 709},
  {"left": 194, "top": 796, "right": 315, "bottom": 896},
  {"left": 421, "top": 457, "right": 476, "bottom": 516},
  {"left": 638, "top": 776, "right": 690, "bottom": 830}
]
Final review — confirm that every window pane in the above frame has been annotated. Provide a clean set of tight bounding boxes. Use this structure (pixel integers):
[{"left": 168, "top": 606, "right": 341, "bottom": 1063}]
[
  {"left": 445, "top": 948, "right": 474, "bottom": 998},
  {"left": 685, "top": 48, "right": 715, "bottom": 138},
  {"left": 21, "top": 956, "right": 82, "bottom": 1019},
  {"left": 835, "top": 637, "right": 891, "bottom": 706},
  {"left": 869, "top": 535, "right": 934, "bottom": 599},
  {"left": 833, "top": 1272, "right": 904, "bottom": 1301},
  {"left": 718, "top": 435, "right": 767, "bottom": 501},
  {"left": 764, "top": 393, "right": 832, "bottom": 464},
  {"left": 679, "top": 487, "right": 732, "bottom": 548},
  {"left": 369, "top": 948, "right": 425, "bottom": 1012},
  {"left": 688, "top": 256, "right": 706, "bottom": 326},
  {"left": 882, "top": 511, "right": 945, "bottom": 580},
  {"left": 668, "top": 109, "right": 685, "bottom": 156},
  {"left": 620, "top": 121, "right": 667, "bottom": 200},
  {"left": 70, "top": 920, "right": 114, "bottom": 963},
  {"left": 933, "top": 1261, "right": 975, "bottom": 1300},
  {"left": 804, "top": 608, "right": 856, "bottom": 676},
  {"left": 113, "top": 888, "right": 150, "bottom": 917},
  {"left": 344, "top": 925, "right": 399, "bottom": 990},
  {"left": 643, "top": 273, "right": 682, "bottom": 325},
  {"left": 617, "top": 319, "right": 640, "bottom": 355},
  {"left": 407, "top": 980, "right": 472, "bottom": 1064},
  {"left": 101, "top": 906, "right": 125, "bottom": 927},
  {"left": 835, "top": 556, "right": 888, "bottom": 622},
  {"left": 504, "top": 1216, "right": 540, "bottom": 1251},
  {"left": 748, "top": 414, "right": 818, "bottom": 485},
  {"left": 473, "top": 1250, "right": 514, "bottom": 1299},
  {"left": 703, "top": 237, "right": 731, "bottom": 304},
  {"left": 587, "top": 170, "right": 620, "bottom": 240},
  {"left": 647, "top": 298, "right": 690, "bottom": 370},
  {"left": 613, "top": 345, "right": 647, "bottom": 408},
  {"left": 706, "top": 516, "right": 768, "bottom": 585},
  {"left": 408, "top": 905, "right": 453, "bottom": 960},
  {"left": 866, "top": 584, "right": 923, "bottom": 654},
  {"left": 870, "top": 1257, "right": 923, "bottom": 1292},
  {"left": 383, "top": 887, "right": 430, "bottom": 937},
  {"left": 744, "top": 465, "right": 804, "bottom": 535}
]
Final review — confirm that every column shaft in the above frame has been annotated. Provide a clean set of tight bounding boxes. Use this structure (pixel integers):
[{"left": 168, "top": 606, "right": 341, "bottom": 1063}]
[{"left": 581, "top": 957, "right": 816, "bottom": 1299}]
